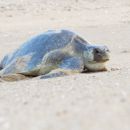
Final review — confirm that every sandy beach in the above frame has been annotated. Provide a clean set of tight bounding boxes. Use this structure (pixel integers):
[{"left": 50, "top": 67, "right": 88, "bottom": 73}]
[{"left": 0, "top": 0, "right": 130, "bottom": 130}]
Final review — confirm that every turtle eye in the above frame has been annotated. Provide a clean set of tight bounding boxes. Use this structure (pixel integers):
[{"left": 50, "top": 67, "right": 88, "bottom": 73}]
[{"left": 94, "top": 48, "right": 100, "bottom": 54}]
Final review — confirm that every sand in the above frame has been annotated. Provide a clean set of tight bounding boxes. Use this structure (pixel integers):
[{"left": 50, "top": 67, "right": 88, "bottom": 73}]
[{"left": 0, "top": 0, "right": 130, "bottom": 130}]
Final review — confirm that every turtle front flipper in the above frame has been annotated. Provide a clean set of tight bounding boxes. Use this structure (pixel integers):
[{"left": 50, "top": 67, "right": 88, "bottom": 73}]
[
  {"left": 39, "top": 69, "right": 67, "bottom": 79},
  {"left": 40, "top": 56, "right": 84, "bottom": 79}
]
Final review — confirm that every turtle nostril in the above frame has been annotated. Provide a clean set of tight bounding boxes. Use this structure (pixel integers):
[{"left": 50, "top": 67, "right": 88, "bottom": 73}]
[
  {"left": 107, "top": 49, "right": 110, "bottom": 52},
  {"left": 104, "top": 46, "right": 110, "bottom": 52}
]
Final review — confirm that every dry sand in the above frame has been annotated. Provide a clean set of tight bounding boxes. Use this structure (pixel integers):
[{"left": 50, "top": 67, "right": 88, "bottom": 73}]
[{"left": 0, "top": 0, "right": 130, "bottom": 130}]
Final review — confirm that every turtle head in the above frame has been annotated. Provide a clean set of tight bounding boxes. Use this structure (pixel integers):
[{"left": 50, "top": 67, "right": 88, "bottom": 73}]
[{"left": 83, "top": 44, "right": 110, "bottom": 72}]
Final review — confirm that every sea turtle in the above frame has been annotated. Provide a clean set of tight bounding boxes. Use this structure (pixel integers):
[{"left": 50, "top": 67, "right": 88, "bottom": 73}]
[{"left": 0, "top": 29, "right": 110, "bottom": 81}]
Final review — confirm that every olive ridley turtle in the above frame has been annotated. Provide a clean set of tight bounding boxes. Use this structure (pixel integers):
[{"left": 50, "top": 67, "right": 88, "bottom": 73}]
[{"left": 0, "top": 29, "right": 110, "bottom": 81}]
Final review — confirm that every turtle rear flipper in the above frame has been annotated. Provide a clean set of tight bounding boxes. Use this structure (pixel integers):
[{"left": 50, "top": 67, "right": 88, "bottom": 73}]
[
  {"left": 0, "top": 74, "right": 29, "bottom": 82},
  {"left": 0, "top": 54, "right": 10, "bottom": 70},
  {"left": 40, "top": 56, "right": 84, "bottom": 79},
  {"left": 0, "top": 65, "right": 2, "bottom": 70}
]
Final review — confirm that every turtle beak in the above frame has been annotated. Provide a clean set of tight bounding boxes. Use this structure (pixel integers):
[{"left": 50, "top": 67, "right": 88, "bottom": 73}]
[
  {"left": 94, "top": 46, "right": 110, "bottom": 63},
  {"left": 101, "top": 52, "right": 110, "bottom": 62},
  {"left": 103, "top": 48, "right": 110, "bottom": 62}
]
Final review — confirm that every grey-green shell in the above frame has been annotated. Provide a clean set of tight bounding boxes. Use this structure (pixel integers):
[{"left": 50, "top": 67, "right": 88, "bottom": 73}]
[{"left": 0, "top": 30, "right": 88, "bottom": 75}]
